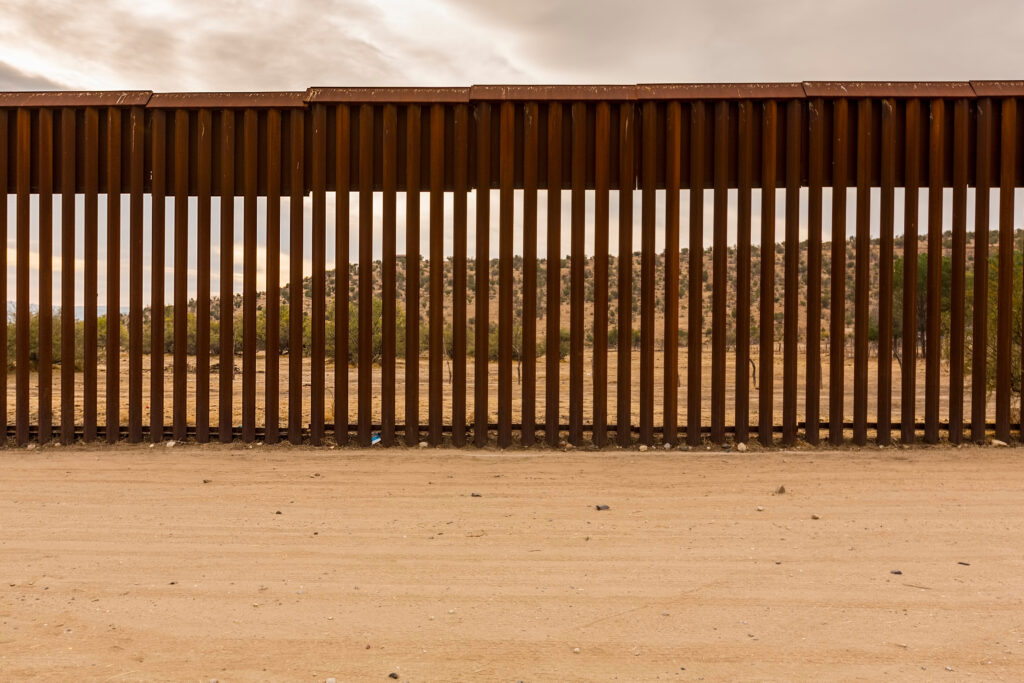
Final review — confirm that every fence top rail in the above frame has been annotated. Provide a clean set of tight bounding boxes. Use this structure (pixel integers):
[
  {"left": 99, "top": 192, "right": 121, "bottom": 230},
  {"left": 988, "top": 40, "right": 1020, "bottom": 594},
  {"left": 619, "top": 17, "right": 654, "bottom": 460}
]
[
  {"left": 803, "top": 81, "right": 974, "bottom": 98},
  {"left": 970, "top": 80, "right": 1024, "bottom": 96},
  {"left": 306, "top": 87, "right": 471, "bottom": 103},
  {"left": 0, "top": 90, "right": 152, "bottom": 107},
  {"left": 147, "top": 91, "right": 306, "bottom": 108},
  {"left": 638, "top": 82, "right": 805, "bottom": 100},
  {"left": 1, "top": 83, "right": 1019, "bottom": 110},
  {"left": 469, "top": 84, "right": 637, "bottom": 101}
]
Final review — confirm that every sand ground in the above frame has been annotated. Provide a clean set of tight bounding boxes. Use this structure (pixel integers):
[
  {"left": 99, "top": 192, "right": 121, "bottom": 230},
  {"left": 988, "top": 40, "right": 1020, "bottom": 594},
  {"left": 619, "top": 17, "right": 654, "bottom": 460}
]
[
  {"left": 1, "top": 443, "right": 1022, "bottom": 680},
  {"left": 7, "top": 347, "right": 1001, "bottom": 437}
]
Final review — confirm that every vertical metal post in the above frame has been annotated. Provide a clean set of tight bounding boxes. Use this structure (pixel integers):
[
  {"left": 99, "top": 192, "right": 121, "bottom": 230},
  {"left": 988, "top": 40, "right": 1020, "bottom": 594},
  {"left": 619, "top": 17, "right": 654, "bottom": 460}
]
[
  {"left": 971, "top": 99, "right": 991, "bottom": 443},
  {"left": 357, "top": 104, "right": 372, "bottom": 446},
  {"left": 995, "top": 97, "right": 1015, "bottom": 442},
  {"left": 242, "top": 108, "right": 259, "bottom": 443},
  {"left": 664, "top": 101, "right": 681, "bottom": 446},
  {"left": 196, "top": 109, "right": 212, "bottom": 443},
  {"left": 805, "top": 98, "right": 823, "bottom": 445},
  {"left": 310, "top": 104, "right": 326, "bottom": 445},
  {"left": 759, "top": 100, "right": 777, "bottom": 447},
  {"left": 901, "top": 99, "right": 920, "bottom": 444},
  {"left": 639, "top": 100, "right": 656, "bottom": 446},
  {"left": 569, "top": 101, "right": 585, "bottom": 445},
  {"left": 406, "top": 105, "right": 421, "bottom": 445},
  {"left": 152, "top": 110, "right": 166, "bottom": 442},
  {"left": 924, "top": 99, "right": 943, "bottom": 444},
  {"left": 428, "top": 104, "right": 445, "bottom": 446},
  {"left": 711, "top": 101, "right": 728, "bottom": 444},
  {"left": 105, "top": 107, "right": 121, "bottom": 443},
  {"left": 15, "top": 108, "right": 30, "bottom": 445},
  {"left": 452, "top": 103, "right": 469, "bottom": 446},
  {"left": 39, "top": 108, "right": 53, "bottom": 444},
  {"left": 265, "top": 109, "right": 281, "bottom": 443},
  {"left": 544, "top": 102, "right": 560, "bottom": 447},
  {"left": 948, "top": 98, "right": 968, "bottom": 444},
  {"left": 783, "top": 100, "right": 801, "bottom": 445},
  {"left": 83, "top": 108, "right": 99, "bottom": 442},
  {"left": 853, "top": 98, "right": 871, "bottom": 446},
  {"left": 687, "top": 101, "right": 706, "bottom": 447},
  {"left": 173, "top": 109, "right": 189, "bottom": 442},
  {"left": 62, "top": 108, "right": 78, "bottom": 444},
  {"left": 333, "top": 105, "right": 349, "bottom": 444},
  {"left": 499, "top": 101, "right": 516, "bottom": 448},
  {"left": 829, "top": 99, "right": 847, "bottom": 446},
  {"left": 219, "top": 109, "right": 234, "bottom": 443},
  {"left": 381, "top": 104, "right": 397, "bottom": 445},
  {"left": 736, "top": 101, "right": 753, "bottom": 444},
  {"left": 616, "top": 102, "right": 634, "bottom": 447},
  {"left": 521, "top": 102, "right": 539, "bottom": 446},
  {"left": 592, "top": 101, "right": 611, "bottom": 446},
  {"left": 877, "top": 99, "right": 895, "bottom": 445}
]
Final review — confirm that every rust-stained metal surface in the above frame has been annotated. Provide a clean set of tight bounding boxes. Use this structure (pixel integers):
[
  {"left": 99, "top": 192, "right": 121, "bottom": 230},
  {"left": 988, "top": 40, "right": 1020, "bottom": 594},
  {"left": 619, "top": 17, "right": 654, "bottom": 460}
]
[
  {"left": 148, "top": 91, "right": 304, "bottom": 108},
  {"left": 2, "top": 82, "right": 1023, "bottom": 447}
]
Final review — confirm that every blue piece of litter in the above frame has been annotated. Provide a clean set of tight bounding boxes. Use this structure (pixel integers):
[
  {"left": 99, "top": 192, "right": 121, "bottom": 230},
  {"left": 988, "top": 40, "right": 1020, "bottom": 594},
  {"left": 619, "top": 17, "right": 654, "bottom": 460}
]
[{"left": 371, "top": 433, "right": 382, "bottom": 446}]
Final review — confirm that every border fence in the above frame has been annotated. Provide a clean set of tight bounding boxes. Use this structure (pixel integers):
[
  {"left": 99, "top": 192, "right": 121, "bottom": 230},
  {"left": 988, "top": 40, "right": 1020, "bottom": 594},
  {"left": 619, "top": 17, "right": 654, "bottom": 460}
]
[{"left": 2, "top": 82, "right": 1024, "bottom": 448}]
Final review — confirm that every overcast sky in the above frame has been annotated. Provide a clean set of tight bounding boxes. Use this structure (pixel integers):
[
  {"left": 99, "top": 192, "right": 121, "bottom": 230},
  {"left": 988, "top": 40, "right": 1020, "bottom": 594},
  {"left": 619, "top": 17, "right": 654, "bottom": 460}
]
[
  {"left": 4, "top": 1, "right": 1024, "bottom": 307},
  {"left": 3, "top": 0, "right": 1024, "bottom": 91}
]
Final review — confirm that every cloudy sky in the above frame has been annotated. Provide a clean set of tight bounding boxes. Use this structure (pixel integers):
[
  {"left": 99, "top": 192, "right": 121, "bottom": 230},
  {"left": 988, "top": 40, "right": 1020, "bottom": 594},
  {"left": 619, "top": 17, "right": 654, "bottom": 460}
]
[
  {"left": 3, "top": 0, "right": 1024, "bottom": 91},
  {"left": 4, "top": 0, "right": 1024, "bottom": 307}
]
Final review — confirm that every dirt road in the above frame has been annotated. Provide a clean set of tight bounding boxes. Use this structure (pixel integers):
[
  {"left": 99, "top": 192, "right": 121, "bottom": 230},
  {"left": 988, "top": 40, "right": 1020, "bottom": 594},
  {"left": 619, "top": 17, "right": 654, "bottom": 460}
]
[{"left": 1, "top": 444, "right": 1023, "bottom": 680}]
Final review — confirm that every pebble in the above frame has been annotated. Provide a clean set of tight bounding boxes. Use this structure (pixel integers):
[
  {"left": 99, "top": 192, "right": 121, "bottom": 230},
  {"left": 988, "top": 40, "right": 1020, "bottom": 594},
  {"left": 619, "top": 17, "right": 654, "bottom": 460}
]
[
  {"left": 811, "top": 514, "right": 820, "bottom": 520},
  {"left": 418, "top": 442, "right": 428, "bottom": 449},
  {"left": 946, "top": 666, "right": 953, "bottom": 672},
  {"left": 664, "top": 443, "right": 671, "bottom": 450},
  {"left": 389, "top": 674, "right": 399, "bottom": 680},
  {"left": 756, "top": 506, "right": 764, "bottom": 512},
  {"left": 736, "top": 442, "right": 747, "bottom": 452},
  {"left": 166, "top": 440, "right": 175, "bottom": 448},
  {"left": 991, "top": 439, "right": 1008, "bottom": 447},
  {"left": 275, "top": 510, "right": 282, "bottom": 515},
  {"left": 203, "top": 479, "right": 212, "bottom": 484},
  {"left": 573, "top": 647, "right": 581, "bottom": 654},
  {"left": 595, "top": 505, "right": 610, "bottom": 511},
  {"left": 639, "top": 444, "right": 648, "bottom": 452},
  {"left": 776, "top": 485, "right": 786, "bottom": 495},
  {"left": 26, "top": 443, "right": 36, "bottom": 451},
  {"left": 891, "top": 570, "right": 902, "bottom": 575},
  {"left": 471, "top": 493, "right": 482, "bottom": 498}
]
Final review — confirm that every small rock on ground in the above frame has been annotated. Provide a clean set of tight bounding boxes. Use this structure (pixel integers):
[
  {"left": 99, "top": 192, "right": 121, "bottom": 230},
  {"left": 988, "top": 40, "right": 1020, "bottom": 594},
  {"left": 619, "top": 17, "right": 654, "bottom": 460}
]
[
  {"left": 736, "top": 442, "right": 747, "bottom": 452},
  {"left": 991, "top": 439, "right": 1008, "bottom": 447}
]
